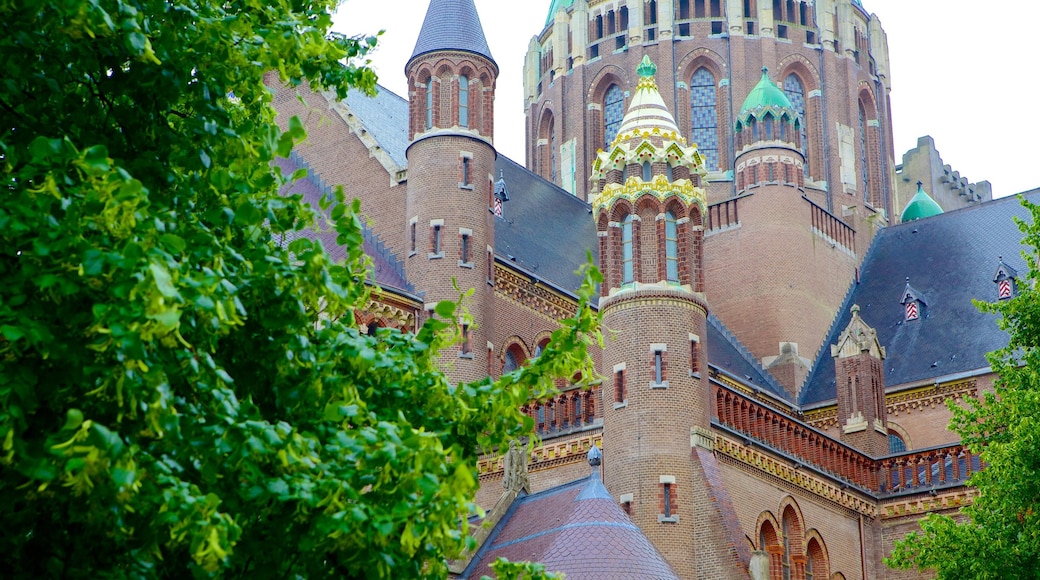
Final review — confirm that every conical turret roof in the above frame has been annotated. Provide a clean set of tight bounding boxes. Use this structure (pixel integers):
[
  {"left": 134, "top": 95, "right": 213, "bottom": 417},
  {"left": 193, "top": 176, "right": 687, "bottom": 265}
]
[
  {"left": 612, "top": 56, "right": 681, "bottom": 146},
  {"left": 900, "top": 181, "right": 944, "bottom": 222},
  {"left": 408, "top": 0, "right": 495, "bottom": 69}
]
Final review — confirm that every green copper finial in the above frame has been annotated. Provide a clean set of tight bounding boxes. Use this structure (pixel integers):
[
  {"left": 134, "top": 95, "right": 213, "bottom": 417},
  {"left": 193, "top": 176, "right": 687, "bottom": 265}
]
[{"left": 637, "top": 55, "right": 657, "bottom": 79}]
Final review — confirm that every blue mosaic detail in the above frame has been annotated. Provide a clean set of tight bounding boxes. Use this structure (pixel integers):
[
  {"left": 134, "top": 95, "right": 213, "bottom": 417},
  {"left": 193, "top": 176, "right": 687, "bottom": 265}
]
[
  {"left": 689, "top": 68, "right": 718, "bottom": 170},
  {"left": 783, "top": 74, "right": 809, "bottom": 174},
  {"left": 604, "top": 84, "right": 624, "bottom": 149}
]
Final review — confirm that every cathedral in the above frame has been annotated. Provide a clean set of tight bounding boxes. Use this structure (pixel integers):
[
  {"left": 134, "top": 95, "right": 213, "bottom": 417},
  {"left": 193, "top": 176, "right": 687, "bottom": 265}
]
[{"left": 268, "top": 0, "right": 1037, "bottom": 577}]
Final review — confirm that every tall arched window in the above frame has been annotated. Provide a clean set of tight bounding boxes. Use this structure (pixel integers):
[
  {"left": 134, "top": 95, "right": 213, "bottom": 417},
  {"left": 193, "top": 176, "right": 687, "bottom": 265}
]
[
  {"left": 689, "top": 68, "right": 719, "bottom": 170},
  {"left": 550, "top": 122, "right": 558, "bottom": 183},
  {"left": 781, "top": 516, "right": 792, "bottom": 580},
  {"left": 783, "top": 74, "right": 808, "bottom": 174},
  {"left": 665, "top": 210, "right": 679, "bottom": 282},
  {"left": 425, "top": 80, "right": 434, "bottom": 130},
  {"left": 858, "top": 101, "right": 869, "bottom": 201},
  {"left": 621, "top": 214, "right": 635, "bottom": 284},
  {"left": 459, "top": 75, "right": 469, "bottom": 128},
  {"left": 604, "top": 84, "right": 624, "bottom": 149}
]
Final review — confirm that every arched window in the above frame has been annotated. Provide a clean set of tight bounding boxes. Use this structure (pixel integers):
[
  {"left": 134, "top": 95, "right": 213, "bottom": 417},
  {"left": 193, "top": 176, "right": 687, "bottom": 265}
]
[
  {"left": 689, "top": 68, "right": 719, "bottom": 170},
  {"left": 550, "top": 122, "right": 558, "bottom": 183},
  {"left": 503, "top": 348, "right": 519, "bottom": 373},
  {"left": 621, "top": 214, "right": 635, "bottom": 284},
  {"left": 534, "top": 338, "right": 549, "bottom": 358},
  {"left": 665, "top": 210, "right": 679, "bottom": 282},
  {"left": 889, "top": 431, "right": 906, "bottom": 453},
  {"left": 764, "top": 113, "right": 774, "bottom": 140},
  {"left": 642, "top": 161, "right": 652, "bottom": 181},
  {"left": 604, "top": 84, "right": 624, "bottom": 149},
  {"left": 783, "top": 74, "right": 808, "bottom": 173},
  {"left": 425, "top": 80, "right": 434, "bottom": 130},
  {"left": 858, "top": 102, "right": 869, "bottom": 201},
  {"left": 459, "top": 75, "right": 469, "bottom": 128},
  {"left": 781, "top": 516, "right": 792, "bottom": 580}
]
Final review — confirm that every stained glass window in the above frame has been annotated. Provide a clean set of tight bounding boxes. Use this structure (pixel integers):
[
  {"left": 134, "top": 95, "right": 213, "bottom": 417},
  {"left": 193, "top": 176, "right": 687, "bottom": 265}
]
[
  {"left": 425, "top": 81, "right": 433, "bottom": 129},
  {"left": 783, "top": 74, "right": 808, "bottom": 173},
  {"left": 550, "top": 122, "right": 558, "bottom": 183},
  {"left": 689, "top": 68, "right": 718, "bottom": 170},
  {"left": 859, "top": 102, "right": 869, "bottom": 202},
  {"left": 621, "top": 214, "right": 635, "bottom": 284},
  {"left": 665, "top": 211, "right": 679, "bottom": 281},
  {"left": 459, "top": 75, "right": 469, "bottom": 128},
  {"left": 503, "top": 349, "right": 518, "bottom": 373},
  {"left": 889, "top": 432, "right": 906, "bottom": 453},
  {"left": 604, "top": 84, "right": 624, "bottom": 149}
]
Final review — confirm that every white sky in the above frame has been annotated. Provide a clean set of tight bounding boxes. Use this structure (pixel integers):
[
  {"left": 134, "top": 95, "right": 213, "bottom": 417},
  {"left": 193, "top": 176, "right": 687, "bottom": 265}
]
[{"left": 334, "top": 0, "right": 1038, "bottom": 197}]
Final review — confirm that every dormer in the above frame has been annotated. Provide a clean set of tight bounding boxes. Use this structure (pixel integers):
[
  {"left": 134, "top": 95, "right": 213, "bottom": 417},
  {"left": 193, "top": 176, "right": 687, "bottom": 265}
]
[
  {"left": 899, "top": 278, "right": 926, "bottom": 322},
  {"left": 993, "top": 257, "right": 1018, "bottom": 300}
]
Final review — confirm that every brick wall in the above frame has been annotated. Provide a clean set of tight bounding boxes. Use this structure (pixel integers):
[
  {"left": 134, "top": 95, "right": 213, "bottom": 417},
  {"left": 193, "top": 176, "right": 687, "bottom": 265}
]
[
  {"left": 600, "top": 287, "right": 717, "bottom": 576},
  {"left": 267, "top": 76, "right": 407, "bottom": 259}
]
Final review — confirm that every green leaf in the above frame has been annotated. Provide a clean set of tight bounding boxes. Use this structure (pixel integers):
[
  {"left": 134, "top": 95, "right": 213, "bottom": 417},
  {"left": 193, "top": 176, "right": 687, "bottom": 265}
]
[
  {"left": 434, "top": 300, "right": 456, "bottom": 319},
  {"left": 159, "top": 234, "right": 187, "bottom": 253},
  {"left": 1, "top": 325, "right": 25, "bottom": 341},
  {"left": 149, "top": 262, "right": 178, "bottom": 298},
  {"left": 82, "top": 145, "right": 110, "bottom": 173}
]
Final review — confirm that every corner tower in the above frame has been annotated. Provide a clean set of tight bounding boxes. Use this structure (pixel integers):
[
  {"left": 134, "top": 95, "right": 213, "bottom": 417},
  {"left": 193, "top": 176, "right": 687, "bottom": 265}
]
[
  {"left": 593, "top": 57, "right": 744, "bottom": 579},
  {"left": 405, "top": 0, "right": 497, "bottom": 385}
]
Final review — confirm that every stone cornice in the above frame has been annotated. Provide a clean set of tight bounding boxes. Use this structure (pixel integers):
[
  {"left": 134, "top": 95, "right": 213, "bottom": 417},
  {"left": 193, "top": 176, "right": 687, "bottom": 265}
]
[
  {"left": 880, "top": 487, "right": 977, "bottom": 520},
  {"left": 804, "top": 378, "right": 978, "bottom": 430}
]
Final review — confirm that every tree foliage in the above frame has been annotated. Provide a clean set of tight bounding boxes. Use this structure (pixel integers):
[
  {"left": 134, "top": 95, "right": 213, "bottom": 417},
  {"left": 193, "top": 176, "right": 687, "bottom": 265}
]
[
  {"left": 886, "top": 197, "right": 1040, "bottom": 578},
  {"left": 0, "top": 0, "right": 600, "bottom": 577}
]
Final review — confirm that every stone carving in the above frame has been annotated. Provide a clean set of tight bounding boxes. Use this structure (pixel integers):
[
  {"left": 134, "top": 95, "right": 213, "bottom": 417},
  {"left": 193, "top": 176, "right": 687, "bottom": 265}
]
[{"left": 502, "top": 439, "right": 529, "bottom": 493}]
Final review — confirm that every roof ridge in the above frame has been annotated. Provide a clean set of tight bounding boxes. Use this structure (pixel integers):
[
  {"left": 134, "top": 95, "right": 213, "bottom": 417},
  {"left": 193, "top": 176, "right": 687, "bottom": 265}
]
[{"left": 707, "top": 313, "right": 787, "bottom": 398}]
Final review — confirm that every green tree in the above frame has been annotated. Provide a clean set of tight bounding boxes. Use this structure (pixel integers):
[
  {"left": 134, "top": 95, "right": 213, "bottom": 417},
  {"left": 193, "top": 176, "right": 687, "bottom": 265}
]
[
  {"left": 886, "top": 197, "right": 1040, "bottom": 578},
  {"left": 0, "top": 0, "right": 600, "bottom": 577}
]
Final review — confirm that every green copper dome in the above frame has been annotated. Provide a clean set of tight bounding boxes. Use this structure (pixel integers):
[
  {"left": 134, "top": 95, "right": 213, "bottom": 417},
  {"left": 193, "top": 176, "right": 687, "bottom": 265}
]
[
  {"left": 545, "top": 0, "right": 574, "bottom": 26},
  {"left": 900, "top": 181, "right": 944, "bottom": 222},
  {"left": 739, "top": 68, "right": 794, "bottom": 116}
]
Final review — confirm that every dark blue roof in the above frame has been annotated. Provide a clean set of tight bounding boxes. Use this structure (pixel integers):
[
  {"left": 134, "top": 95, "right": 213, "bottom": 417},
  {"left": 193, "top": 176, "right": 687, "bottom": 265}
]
[
  {"left": 493, "top": 156, "right": 598, "bottom": 295},
  {"left": 801, "top": 190, "right": 1040, "bottom": 405},
  {"left": 707, "top": 314, "right": 789, "bottom": 401},
  {"left": 409, "top": 0, "right": 495, "bottom": 68}
]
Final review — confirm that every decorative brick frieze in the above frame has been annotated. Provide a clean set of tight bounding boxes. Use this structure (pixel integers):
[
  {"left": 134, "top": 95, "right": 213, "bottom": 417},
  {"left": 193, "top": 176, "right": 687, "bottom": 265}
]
[
  {"left": 714, "top": 433, "right": 877, "bottom": 518},
  {"left": 476, "top": 429, "right": 603, "bottom": 482},
  {"left": 493, "top": 262, "right": 579, "bottom": 322}
]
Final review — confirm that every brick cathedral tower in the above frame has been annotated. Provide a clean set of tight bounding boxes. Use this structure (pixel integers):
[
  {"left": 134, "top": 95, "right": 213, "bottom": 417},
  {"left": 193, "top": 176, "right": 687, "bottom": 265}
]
[
  {"left": 594, "top": 56, "right": 745, "bottom": 579},
  {"left": 711, "top": 69, "right": 858, "bottom": 397},
  {"left": 404, "top": 0, "right": 498, "bottom": 385}
]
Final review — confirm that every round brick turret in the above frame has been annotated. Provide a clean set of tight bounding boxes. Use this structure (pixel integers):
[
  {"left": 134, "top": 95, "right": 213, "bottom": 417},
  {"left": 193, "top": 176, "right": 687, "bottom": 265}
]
[{"left": 404, "top": 0, "right": 498, "bottom": 385}]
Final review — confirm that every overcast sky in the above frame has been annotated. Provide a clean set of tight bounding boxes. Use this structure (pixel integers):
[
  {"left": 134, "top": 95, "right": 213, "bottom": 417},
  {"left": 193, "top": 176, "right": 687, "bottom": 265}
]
[{"left": 334, "top": 0, "right": 1037, "bottom": 198}]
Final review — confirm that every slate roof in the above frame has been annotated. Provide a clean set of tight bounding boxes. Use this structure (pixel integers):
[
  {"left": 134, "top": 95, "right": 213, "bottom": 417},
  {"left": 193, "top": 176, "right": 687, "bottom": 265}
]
[
  {"left": 273, "top": 156, "right": 414, "bottom": 294},
  {"left": 409, "top": 0, "right": 495, "bottom": 68},
  {"left": 493, "top": 155, "right": 599, "bottom": 295},
  {"left": 800, "top": 190, "right": 1040, "bottom": 405},
  {"left": 464, "top": 474, "right": 678, "bottom": 579},
  {"left": 342, "top": 84, "right": 409, "bottom": 167},
  {"left": 707, "top": 313, "right": 789, "bottom": 400}
]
